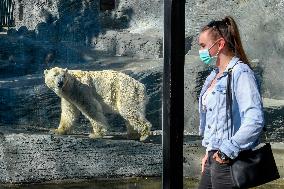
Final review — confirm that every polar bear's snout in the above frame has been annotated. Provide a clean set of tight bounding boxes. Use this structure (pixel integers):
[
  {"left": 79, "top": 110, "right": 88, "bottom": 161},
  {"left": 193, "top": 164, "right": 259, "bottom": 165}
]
[
  {"left": 44, "top": 67, "right": 69, "bottom": 93},
  {"left": 54, "top": 71, "right": 67, "bottom": 89},
  {"left": 57, "top": 77, "right": 64, "bottom": 88}
]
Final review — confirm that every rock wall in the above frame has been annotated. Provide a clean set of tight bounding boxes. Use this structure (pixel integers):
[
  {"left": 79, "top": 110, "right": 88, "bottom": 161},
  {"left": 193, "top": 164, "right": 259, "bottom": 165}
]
[
  {"left": 184, "top": 0, "right": 284, "bottom": 134},
  {"left": 0, "top": 134, "right": 162, "bottom": 183},
  {"left": 5, "top": 0, "right": 284, "bottom": 99},
  {"left": 0, "top": 0, "right": 163, "bottom": 132},
  {"left": 185, "top": 0, "right": 284, "bottom": 100},
  {"left": 7, "top": 0, "right": 163, "bottom": 61},
  {"left": 1, "top": 0, "right": 284, "bottom": 137}
]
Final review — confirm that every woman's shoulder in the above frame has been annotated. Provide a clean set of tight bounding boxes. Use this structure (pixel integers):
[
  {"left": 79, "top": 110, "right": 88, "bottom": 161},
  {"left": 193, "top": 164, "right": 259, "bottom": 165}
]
[
  {"left": 231, "top": 61, "right": 256, "bottom": 80},
  {"left": 232, "top": 61, "right": 260, "bottom": 87},
  {"left": 233, "top": 61, "right": 253, "bottom": 73}
]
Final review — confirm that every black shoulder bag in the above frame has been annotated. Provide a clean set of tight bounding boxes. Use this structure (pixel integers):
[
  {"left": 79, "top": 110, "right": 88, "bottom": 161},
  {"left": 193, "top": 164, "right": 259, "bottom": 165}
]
[{"left": 226, "top": 67, "right": 280, "bottom": 189}]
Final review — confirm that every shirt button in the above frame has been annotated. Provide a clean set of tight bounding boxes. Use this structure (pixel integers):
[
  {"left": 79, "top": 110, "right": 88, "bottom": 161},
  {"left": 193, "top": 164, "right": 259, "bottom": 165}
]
[
  {"left": 212, "top": 91, "right": 215, "bottom": 95},
  {"left": 208, "top": 125, "right": 211, "bottom": 129},
  {"left": 209, "top": 108, "right": 212, "bottom": 111}
]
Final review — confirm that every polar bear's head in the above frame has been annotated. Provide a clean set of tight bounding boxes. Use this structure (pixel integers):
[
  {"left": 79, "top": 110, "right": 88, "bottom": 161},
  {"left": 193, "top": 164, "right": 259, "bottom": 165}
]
[{"left": 44, "top": 67, "right": 70, "bottom": 96}]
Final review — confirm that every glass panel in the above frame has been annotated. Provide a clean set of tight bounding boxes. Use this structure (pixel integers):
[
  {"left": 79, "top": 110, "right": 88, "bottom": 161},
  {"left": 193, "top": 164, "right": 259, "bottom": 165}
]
[
  {"left": 0, "top": 0, "right": 163, "bottom": 187},
  {"left": 184, "top": 0, "right": 284, "bottom": 187}
]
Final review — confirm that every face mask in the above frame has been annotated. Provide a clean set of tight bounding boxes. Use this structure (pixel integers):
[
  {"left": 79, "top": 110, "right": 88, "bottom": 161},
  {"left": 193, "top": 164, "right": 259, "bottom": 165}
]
[{"left": 199, "top": 40, "right": 220, "bottom": 65}]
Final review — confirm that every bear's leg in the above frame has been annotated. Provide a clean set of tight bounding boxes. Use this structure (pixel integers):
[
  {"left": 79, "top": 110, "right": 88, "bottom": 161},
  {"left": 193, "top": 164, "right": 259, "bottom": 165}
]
[
  {"left": 115, "top": 78, "right": 151, "bottom": 141},
  {"left": 88, "top": 117, "right": 108, "bottom": 139},
  {"left": 125, "top": 121, "right": 140, "bottom": 140},
  {"left": 79, "top": 99, "right": 109, "bottom": 139},
  {"left": 129, "top": 117, "right": 151, "bottom": 141},
  {"left": 122, "top": 112, "right": 151, "bottom": 141},
  {"left": 84, "top": 111, "right": 108, "bottom": 139},
  {"left": 54, "top": 98, "right": 80, "bottom": 135}
]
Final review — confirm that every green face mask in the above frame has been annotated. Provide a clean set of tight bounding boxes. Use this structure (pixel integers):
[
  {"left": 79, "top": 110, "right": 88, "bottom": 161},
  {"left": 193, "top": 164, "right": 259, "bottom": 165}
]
[{"left": 199, "top": 40, "right": 220, "bottom": 65}]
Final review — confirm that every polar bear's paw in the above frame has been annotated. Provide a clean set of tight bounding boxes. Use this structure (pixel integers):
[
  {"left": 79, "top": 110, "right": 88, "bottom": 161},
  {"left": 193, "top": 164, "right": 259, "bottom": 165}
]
[
  {"left": 139, "top": 128, "right": 150, "bottom": 142},
  {"left": 89, "top": 128, "right": 107, "bottom": 139},
  {"left": 139, "top": 134, "right": 149, "bottom": 142},
  {"left": 51, "top": 128, "right": 71, "bottom": 135},
  {"left": 88, "top": 133, "right": 104, "bottom": 139}
]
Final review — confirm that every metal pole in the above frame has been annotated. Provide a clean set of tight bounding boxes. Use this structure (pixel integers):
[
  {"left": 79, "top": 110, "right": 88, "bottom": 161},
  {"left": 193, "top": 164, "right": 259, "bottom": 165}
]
[{"left": 163, "top": 0, "right": 185, "bottom": 188}]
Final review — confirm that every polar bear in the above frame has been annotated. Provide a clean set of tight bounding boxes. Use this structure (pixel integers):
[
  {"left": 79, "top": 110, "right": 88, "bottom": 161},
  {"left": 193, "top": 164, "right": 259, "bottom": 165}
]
[{"left": 44, "top": 67, "right": 151, "bottom": 141}]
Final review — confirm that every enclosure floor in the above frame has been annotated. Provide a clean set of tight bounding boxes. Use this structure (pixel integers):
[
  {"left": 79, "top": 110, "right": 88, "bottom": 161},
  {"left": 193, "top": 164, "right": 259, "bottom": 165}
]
[{"left": 0, "top": 177, "right": 283, "bottom": 189}]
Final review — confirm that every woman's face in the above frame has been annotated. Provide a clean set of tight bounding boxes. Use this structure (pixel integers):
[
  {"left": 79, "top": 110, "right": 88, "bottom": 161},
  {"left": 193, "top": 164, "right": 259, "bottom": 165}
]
[{"left": 198, "top": 30, "right": 220, "bottom": 56}]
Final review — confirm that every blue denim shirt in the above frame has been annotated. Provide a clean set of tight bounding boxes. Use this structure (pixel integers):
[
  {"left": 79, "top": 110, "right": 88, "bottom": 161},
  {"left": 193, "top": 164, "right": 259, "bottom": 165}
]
[{"left": 198, "top": 56, "right": 264, "bottom": 159}]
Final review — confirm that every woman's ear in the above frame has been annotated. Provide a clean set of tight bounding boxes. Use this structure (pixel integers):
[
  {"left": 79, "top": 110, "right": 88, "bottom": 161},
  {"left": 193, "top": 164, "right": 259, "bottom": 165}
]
[{"left": 218, "top": 38, "right": 226, "bottom": 50}]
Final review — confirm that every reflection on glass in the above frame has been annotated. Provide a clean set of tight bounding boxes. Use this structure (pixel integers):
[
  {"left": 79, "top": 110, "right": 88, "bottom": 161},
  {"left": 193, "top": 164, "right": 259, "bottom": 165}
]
[{"left": 184, "top": 0, "right": 284, "bottom": 187}]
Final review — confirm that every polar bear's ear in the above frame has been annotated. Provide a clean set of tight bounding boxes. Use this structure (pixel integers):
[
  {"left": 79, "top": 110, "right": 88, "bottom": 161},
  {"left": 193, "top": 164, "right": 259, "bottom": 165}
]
[
  {"left": 44, "top": 70, "right": 48, "bottom": 75},
  {"left": 64, "top": 68, "right": 68, "bottom": 73}
]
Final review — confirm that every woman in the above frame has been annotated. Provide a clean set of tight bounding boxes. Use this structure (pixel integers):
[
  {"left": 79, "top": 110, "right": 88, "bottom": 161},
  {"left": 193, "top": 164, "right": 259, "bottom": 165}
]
[{"left": 197, "top": 16, "right": 264, "bottom": 189}]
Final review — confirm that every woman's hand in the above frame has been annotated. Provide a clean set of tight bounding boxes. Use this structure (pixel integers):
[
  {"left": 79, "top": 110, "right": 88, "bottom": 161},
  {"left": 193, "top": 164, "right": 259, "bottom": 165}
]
[
  {"left": 213, "top": 151, "right": 230, "bottom": 164},
  {"left": 201, "top": 153, "right": 208, "bottom": 173}
]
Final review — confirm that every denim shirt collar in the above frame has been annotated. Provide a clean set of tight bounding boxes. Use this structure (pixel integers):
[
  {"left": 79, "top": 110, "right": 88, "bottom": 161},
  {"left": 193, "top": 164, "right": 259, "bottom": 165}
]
[
  {"left": 215, "top": 56, "right": 240, "bottom": 80},
  {"left": 199, "top": 56, "right": 240, "bottom": 98}
]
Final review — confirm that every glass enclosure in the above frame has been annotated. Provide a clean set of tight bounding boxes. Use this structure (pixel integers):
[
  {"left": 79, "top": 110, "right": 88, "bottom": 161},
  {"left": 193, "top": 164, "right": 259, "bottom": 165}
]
[
  {"left": 184, "top": 0, "right": 284, "bottom": 188},
  {"left": 0, "top": 0, "right": 163, "bottom": 187},
  {"left": 1, "top": 0, "right": 283, "bottom": 188}
]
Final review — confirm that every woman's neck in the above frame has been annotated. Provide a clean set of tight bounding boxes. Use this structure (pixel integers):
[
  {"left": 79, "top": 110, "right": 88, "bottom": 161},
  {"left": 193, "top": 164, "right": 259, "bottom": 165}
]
[{"left": 216, "top": 54, "right": 234, "bottom": 73}]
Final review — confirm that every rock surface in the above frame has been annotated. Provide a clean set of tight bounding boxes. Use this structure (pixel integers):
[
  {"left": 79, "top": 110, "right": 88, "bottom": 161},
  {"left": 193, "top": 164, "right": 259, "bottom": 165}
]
[
  {"left": 263, "top": 98, "right": 284, "bottom": 142},
  {"left": 0, "top": 133, "right": 283, "bottom": 184},
  {"left": 3, "top": 0, "right": 284, "bottom": 98},
  {"left": 0, "top": 134, "right": 162, "bottom": 184},
  {"left": 92, "top": 30, "right": 163, "bottom": 58},
  {"left": 184, "top": 55, "right": 210, "bottom": 134},
  {"left": 185, "top": 0, "right": 284, "bottom": 100}
]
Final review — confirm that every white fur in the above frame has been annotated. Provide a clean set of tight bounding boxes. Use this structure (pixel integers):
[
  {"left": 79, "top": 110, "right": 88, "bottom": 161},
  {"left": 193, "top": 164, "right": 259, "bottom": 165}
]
[{"left": 44, "top": 67, "right": 151, "bottom": 141}]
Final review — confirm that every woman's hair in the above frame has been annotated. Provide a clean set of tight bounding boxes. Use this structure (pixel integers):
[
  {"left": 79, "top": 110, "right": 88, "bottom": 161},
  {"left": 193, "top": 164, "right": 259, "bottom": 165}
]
[{"left": 201, "top": 16, "right": 249, "bottom": 65}]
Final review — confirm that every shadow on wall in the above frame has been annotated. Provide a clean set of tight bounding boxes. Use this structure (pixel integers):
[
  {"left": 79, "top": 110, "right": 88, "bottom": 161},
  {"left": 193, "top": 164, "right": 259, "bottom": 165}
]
[
  {"left": 55, "top": 0, "right": 101, "bottom": 43},
  {"left": 0, "top": 0, "right": 133, "bottom": 78}
]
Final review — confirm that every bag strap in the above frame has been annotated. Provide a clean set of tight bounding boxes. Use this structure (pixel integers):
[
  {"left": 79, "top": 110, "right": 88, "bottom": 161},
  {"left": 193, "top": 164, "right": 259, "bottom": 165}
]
[{"left": 226, "top": 67, "right": 234, "bottom": 138}]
